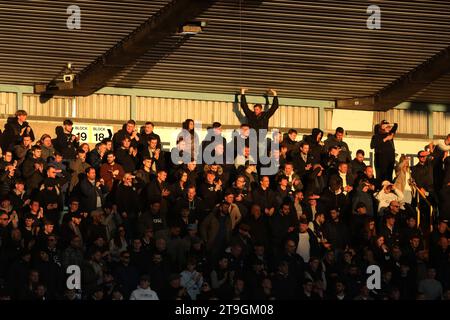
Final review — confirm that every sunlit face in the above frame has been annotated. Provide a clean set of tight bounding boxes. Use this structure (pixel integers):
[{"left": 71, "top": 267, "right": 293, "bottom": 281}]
[
  {"left": 335, "top": 132, "right": 344, "bottom": 141},
  {"left": 43, "top": 137, "right": 52, "bottom": 147},
  {"left": 30, "top": 201, "right": 40, "bottom": 213},
  {"left": 126, "top": 123, "right": 135, "bottom": 134},
  {"left": 44, "top": 224, "right": 54, "bottom": 234},
  {"left": 87, "top": 168, "right": 96, "bottom": 181},
  {"left": 300, "top": 144, "right": 309, "bottom": 154},
  {"left": 33, "top": 149, "right": 42, "bottom": 158},
  {"left": 107, "top": 154, "right": 115, "bottom": 164},
  {"left": 78, "top": 152, "right": 86, "bottom": 161},
  {"left": 389, "top": 201, "right": 400, "bottom": 214},
  {"left": 356, "top": 153, "right": 364, "bottom": 162},
  {"left": 157, "top": 171, "right": 167, "bottom": 182},
  {"left": 285, "top": 164, "right": 293, "bottom": 175},
  {"left": 149, "top": 139, "right": 158, "bottom": 150},
  {"left": 4, "top": 152, "right": 12, "bottom": 162},
  {"left": 339, "top": 163, "right": 348, "bottom": 174},
  {"left": 98, "top": 144, "right": 107, "bottom": 154},
  {"left": 365, "top": 167, "right": 374, "bottom": 178},
  {"left": 180, "top": 172, "right": 188, "bottom": 183},
  {"left": 23, "top": 136, "right": 32, "bottom": 147},
  {"left": 288, "top": 132, "right": 297, "bottom": 141},
  {"left": 299, "top": 223, "right": 308, "bottom": 233},
  {"left": 70, "top": 201, "right": 79, "bottom": 212},
  {"left": 187, "top": 161, "right": 196, "bottom": 171},
  {"left": 377, "top": 236, "right": 385, "bottom": 246},
  {"left": 254, "top": 105, "right": 262, "bottom": 116},
  {"left": 18, "top": 114, "right": 27, "bottom": 123},
  {"left": 225, "top": 194, "right": 234, "bottom": 204},
  {"left": 206, "top": 173, "right": 215, "bottom": 184},
  {"left": 122, "top": 139, "right": 131, "bottom": 149},
  {"left": 143, "top": 159, "right": 152, "bottom": 169},
  {"left": 145, "top": 124, "right": 154, "bottom": 134},
  {"left": 236, "top": 177, "right": 245, "bottom": 189},
  {"left": 47, "top": 167, "right": 56, "bottom": 178},
  {"left": 260, "top": 177, "right": 270, "bottom": 189},
  {"left": 188, "top": 120, "right": 194, "bottom": 131},
  {"left": 187, "top": 187, "right": 196, "bottom": 200},
  {"left": 64, "top": 124, "right": 73, "bottom": 132}
]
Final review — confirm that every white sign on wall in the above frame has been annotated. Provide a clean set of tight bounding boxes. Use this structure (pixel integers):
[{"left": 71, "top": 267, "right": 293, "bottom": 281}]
[{"left": 72, "top": 125, "right": 113, "bottom": 144}]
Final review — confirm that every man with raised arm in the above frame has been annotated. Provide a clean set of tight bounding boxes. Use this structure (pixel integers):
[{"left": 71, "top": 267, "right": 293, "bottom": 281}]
[{"left": 239, "top": 88, "right": 279, "bottom": 132}]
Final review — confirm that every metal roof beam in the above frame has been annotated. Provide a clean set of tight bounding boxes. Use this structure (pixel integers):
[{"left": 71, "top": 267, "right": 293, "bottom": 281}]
[
  {"left": 34, "top": 0, "right": 218, "bottom": 97},
  {"left": 336, "top": 45, "right": 450, "bottom": 111}
]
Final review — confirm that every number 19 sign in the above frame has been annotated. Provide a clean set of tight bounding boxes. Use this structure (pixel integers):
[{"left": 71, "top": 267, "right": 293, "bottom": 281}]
[{"left": 72, "top": 124, "right": 113, "bottom": 144}]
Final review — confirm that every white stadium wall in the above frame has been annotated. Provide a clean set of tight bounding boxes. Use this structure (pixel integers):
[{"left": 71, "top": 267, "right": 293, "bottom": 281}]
[{"left": 0, "top": 91, "right": 448, "bottom": 168}]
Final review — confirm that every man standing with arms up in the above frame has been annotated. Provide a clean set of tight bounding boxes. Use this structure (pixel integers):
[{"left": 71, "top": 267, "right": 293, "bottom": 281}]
[{"left": 239, "top": 88, "right": 279, "bottom": 133}]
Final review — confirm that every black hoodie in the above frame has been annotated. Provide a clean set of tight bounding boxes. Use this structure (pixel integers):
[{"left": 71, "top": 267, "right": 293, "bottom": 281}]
[
  {"left": 303, "top": 128, "right": 324, "bottom": 164},
  {"left": 2, "top": 116, "right": 35, "bottom": 151}
]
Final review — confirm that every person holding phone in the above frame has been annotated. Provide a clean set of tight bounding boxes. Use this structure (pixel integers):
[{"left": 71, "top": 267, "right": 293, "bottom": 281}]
[{"left": 371, "top": 120, "right": 398, "bottom": 182}]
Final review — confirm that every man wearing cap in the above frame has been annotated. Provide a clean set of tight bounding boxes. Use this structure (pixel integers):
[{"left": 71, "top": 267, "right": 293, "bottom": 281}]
[
  {"left": 375, "top": 180, "right": 404, "bottom": 214},
  {"left": 371, "top": 120, "right": 398, "bottom": 182},
  {"left": 324, "top": 127, "right": 352, "bottom": 163}
]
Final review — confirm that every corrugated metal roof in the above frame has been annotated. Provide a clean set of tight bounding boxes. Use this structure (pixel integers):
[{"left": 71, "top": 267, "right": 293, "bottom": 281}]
[{"left": 1, "top": 0, "right": 450, "bottom": 104}]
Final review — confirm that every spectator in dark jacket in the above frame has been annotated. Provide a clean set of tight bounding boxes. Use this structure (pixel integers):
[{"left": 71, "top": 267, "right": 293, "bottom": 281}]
[
  {"left": 87, "top": 142, "right": 107, "bottom": 173},
  {"left": 112, "top": 120, "right": 140, "bottom": 150},
  {"left": 54, "top": 119, "right": 79, "bottom": 160},
  {"left": 13, "top": 135, "right": 32, "bottom": 167},
  {"left": 350, "top": 149, "right": 367, "bottom": 178},
  {"left": 2, "top": 110, "right": 35, "bottom": 152},
  {"left": 22, "top": 146, "right": 46, "bottom": 194},
  {"left": 323, "top": 209, "right": 350, "bottom": 253},
  {"left": 303, "top": 128, "right": 324, "bottom": 165},
  {"left": 324, "top": 127, "right": 352, "bottom": 163},
  {"left": 115, "top": 137, "right": 138, "bottom": 174},
  {"left": 370, "top": 120, "right": 398, "bottom": 182},
  {"left": 200, "top": 202, "right": 232, "bottom": 263},
  {"left": 239, "top": 88, "right": 278, "bottom": 132},
  {"left": 78, "top": 167, "right": 108, "bottom": 214},
  {"left": 139, "top": 121, "right": 161, "bottom": 151},
  {"left": 252, "top": 176, "right": 277, "bottom": 217}
]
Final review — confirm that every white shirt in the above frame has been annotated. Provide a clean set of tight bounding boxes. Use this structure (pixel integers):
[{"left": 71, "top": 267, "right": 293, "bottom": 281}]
[
  {"left": 129, "top": 287, "right": 159, "bottom": 300},
  {"left": 339, "top": 172, "right": 348, "bottom": 195},
  {"left": 296, "top": 232, "right": 310, "bottom": 262}
]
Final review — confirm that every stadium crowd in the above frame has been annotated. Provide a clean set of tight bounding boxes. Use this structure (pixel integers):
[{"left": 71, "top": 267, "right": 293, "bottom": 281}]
[{"left": 0, "top": 89, "right": 449, "bottom": 301}]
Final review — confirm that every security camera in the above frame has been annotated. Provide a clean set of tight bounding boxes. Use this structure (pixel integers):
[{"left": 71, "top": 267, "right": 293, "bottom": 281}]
[
  {"left": 63, "top": 63, "right": 74, "bottom": 83},
  {"left": 63, "top": 74, "right": 74, "bottom": 83}
]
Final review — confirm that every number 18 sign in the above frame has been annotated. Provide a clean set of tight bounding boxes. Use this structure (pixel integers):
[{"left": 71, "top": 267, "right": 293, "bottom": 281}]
[{"left": 72, "top": 124, "right": 113, "bottom": 144}]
